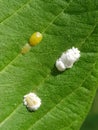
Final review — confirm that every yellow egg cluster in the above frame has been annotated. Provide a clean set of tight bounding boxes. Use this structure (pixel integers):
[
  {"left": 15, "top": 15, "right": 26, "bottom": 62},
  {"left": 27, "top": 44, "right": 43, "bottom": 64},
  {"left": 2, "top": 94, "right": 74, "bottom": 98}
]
[
  {"left": 21, "top": 32, "right": 43, "bottom": 54},
  {"left": 29, "top": 32, "right": 43, "bottom": 46}
]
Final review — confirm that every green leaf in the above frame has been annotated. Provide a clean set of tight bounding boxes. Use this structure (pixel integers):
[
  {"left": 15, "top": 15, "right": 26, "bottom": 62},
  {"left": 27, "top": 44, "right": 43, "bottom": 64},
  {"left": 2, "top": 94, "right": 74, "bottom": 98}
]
[{"left": 0, "top": 0, "right": 98, "bottom": 130}]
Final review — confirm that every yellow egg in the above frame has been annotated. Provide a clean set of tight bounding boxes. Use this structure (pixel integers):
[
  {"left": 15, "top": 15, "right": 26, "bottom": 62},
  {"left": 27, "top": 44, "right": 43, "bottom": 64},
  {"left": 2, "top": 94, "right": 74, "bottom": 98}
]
[{"left": 29, "top": 32, "right": 43, "bottom": 46}]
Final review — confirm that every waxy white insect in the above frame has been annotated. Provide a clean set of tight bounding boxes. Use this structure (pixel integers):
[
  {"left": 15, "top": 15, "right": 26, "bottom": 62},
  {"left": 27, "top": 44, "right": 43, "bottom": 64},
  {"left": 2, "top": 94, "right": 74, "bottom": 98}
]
[
  {"left": 56, "top": 47, "right": 80, "bottom": 71},
  {"left": 23, "top": 92, "right": 41, "bottom": 111}
]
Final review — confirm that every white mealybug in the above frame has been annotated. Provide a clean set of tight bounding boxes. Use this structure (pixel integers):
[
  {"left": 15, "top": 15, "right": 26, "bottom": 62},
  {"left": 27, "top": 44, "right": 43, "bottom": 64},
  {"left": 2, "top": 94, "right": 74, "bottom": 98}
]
[
  {"left": 23, "top": 92, "right": 41, "bottom": 111},
  {"left": 56, "top": 47, "right": 80, "bottom": 71}
]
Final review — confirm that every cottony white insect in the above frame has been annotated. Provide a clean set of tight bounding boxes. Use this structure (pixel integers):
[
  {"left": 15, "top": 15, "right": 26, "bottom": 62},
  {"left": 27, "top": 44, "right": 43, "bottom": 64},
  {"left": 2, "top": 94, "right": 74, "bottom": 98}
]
[
  {"left": 56, "top": 47, "right": 80, "bottom": 71},
  {"left": 23, "top": 92, "right": 41, "bottom": 111}
]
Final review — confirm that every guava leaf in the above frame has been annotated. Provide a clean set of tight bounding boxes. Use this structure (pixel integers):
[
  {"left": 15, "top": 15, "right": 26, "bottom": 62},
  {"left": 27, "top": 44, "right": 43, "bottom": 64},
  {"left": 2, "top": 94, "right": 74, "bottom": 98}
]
[{"left": 0, "top": 0, "right": 98, "bottom": 130}]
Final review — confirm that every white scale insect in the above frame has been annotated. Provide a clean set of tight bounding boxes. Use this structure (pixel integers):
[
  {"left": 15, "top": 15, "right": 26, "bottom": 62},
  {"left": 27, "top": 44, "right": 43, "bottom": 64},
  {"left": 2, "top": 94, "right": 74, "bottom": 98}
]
[
  {"left": 23, "top": 92, "right": 41, "bottom": 111},
  {"left": 56, "top": 47, "right": 80, "bottom": 71}
]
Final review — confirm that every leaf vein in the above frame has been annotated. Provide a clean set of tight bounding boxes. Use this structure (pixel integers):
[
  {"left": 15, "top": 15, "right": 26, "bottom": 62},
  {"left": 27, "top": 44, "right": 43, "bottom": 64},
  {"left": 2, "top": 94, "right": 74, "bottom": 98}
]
[
  {"left": 0, "top": 0, "right": 32, "bottom": 24},
  {"left": 27, "top": 62, "right": 96, "bottom": 130},
  {"left": 0, "top": 0, "right": 72, "bottom": 73}
]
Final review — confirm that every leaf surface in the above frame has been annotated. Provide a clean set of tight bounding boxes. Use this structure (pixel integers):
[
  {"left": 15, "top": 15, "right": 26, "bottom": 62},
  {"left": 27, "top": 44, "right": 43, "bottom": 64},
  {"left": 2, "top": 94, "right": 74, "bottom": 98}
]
[{"left": 0, "top": 0, "right": 98, "bottom": 130}]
